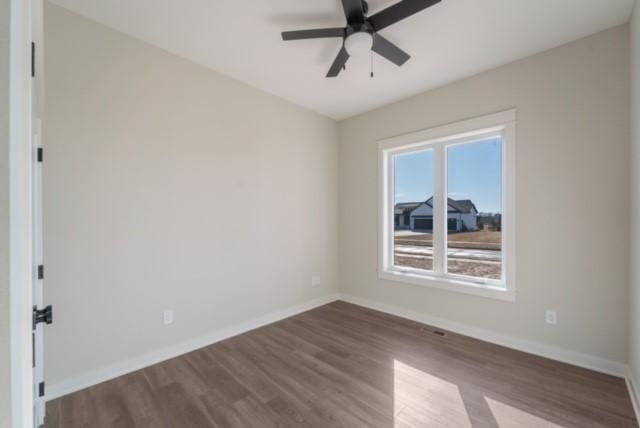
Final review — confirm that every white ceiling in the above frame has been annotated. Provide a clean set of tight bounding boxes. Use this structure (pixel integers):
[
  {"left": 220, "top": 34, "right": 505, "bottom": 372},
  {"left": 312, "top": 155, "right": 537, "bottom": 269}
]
[{"left": 49, "top": 0, "right": 635, "bottom": 120}]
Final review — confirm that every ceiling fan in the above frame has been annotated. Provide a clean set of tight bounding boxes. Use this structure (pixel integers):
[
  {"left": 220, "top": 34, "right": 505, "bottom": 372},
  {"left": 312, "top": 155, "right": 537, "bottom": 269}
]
[{"left": 281, "top": 0, "right": 441, "bottom": 78}]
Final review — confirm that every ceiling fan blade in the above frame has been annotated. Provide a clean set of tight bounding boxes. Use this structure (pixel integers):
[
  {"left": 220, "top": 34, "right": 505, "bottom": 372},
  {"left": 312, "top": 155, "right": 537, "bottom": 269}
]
[
  {"left": 341, "top": 0, "right": 365, "bottom": 24},
  {"left": 368, "top": 0, "right": 440, "bottom": 32},
  {"left": 372, "top": 34, "right": 410, "bottom": 66},
  {"left": 282, "top": 28, "right": 345, "bottom": 40},
  {"left": 326, "top": 46, "right": 350, "bottom": 77}
]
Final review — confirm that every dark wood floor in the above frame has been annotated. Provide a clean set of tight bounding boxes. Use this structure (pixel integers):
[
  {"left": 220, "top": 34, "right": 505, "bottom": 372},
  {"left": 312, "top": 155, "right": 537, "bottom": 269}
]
[{"left": 45, "top": 301, "right": 638, "bottom": 427}]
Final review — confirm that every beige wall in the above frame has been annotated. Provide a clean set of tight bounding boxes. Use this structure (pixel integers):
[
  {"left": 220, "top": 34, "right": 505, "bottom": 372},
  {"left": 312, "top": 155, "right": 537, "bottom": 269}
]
[
  {"left": 630, "top": 0, "right": 640, "bottom": 382},
  {"left": 338, "top": 25, "right": 630, "bottom": 363},
  {"left": 0, "top": 0, "right": 11, "bottom": 424},
  {"left": 44, "top": 3, "right": 339, "bottom": 386}
]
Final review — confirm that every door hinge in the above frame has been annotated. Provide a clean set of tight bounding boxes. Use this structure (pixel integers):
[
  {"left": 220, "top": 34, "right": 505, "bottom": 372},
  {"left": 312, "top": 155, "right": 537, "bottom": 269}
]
[
  {"left": 33, "top": 305, "right": 53, "bottom": 330},
  {"left": 37, "top": 264, "right": 44, "bottom": 280},
  {"left": 37, "top": 147, "right": 43, "bottom": 162},
  {"left": 31, "top": 42, "right": 35, "bottom": 78},
  {"left": 38, "top": 382, "right": 45, "bottom": 397}
]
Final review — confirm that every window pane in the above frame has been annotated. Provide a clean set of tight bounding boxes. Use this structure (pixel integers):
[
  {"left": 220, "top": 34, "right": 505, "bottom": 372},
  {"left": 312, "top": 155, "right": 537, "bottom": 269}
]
[
  {"left": 446, "top": 138, "right": 502, "bottom": 280},
  {"left": 393, "top": 150, "right": 434, "bottom": 271}
]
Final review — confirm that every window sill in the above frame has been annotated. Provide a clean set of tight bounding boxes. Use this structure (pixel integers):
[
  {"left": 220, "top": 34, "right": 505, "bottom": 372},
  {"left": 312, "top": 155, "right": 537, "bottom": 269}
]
[{"left": 379, "top": 268, "right": 515, "bottom": 302}]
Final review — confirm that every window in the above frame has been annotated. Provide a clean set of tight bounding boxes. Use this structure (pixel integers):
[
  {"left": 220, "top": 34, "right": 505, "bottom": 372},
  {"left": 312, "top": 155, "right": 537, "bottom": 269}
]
[
  {"left": 394, "top": 149, "right": 434, "bottom": 271},
  {"left": 446, "top": 138, "right": 502, "bottom": 280},
  {"left": 379, "top": 110, "right": 515, "bottom": 301}
]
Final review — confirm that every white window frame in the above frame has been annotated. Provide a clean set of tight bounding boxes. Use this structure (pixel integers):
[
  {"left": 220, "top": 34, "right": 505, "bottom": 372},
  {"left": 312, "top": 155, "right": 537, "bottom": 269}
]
[{"left": 378, "top": 110, "right": 516, "bottom": 301}]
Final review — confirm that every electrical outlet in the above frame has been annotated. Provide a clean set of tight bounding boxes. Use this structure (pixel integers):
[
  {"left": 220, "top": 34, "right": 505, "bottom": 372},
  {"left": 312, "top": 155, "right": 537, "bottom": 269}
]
[
  {"left": 545, "top": 310, "right": 557, "bottom": 325},
  {"left": 311, "top": 276, "right": 321, "bottom": 287},
  {"left": 163, "top": 309, "right": 174, "bottom": 325}
]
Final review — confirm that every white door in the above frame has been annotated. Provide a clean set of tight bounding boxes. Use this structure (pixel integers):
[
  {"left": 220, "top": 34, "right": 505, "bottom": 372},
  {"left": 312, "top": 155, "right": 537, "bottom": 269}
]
[{"left": 31, "top": 0, "right": 46, "bottom": 426}]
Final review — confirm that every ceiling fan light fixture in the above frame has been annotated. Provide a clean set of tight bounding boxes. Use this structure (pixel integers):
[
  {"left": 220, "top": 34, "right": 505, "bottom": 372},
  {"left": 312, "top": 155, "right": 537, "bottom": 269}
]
[{"left": 344, "top": 31, "right": 373, "bottom": 57}]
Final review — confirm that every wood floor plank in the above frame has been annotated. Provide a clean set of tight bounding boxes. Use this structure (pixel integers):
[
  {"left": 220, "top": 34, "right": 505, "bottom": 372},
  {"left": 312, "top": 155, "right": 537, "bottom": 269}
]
[
  {"left": 45, "top": 301, "right": 639, "bottom": 427},
  {"left": 231, "top": 331, "right": 387, "bottom": 427},
  {"left": 153, "top": 382, "right": 217, "bottom": 428},
  {"left": 199, "top": 391, "right": 253, "bottom": 428},
  {"left": 206, "top": 342, "right": 283, "bottom": 403}
]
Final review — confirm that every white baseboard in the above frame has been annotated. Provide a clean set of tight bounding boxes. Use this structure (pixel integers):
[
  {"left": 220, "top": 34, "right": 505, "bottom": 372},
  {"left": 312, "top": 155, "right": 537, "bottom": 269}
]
[
  {"left": 45, "top": 293, "right": 340, "bottom": 401},
  {"left": 626, "top": 368, "right": 640, "bottom": 423},
  {"left": 338, "top": 293, "right": 628, "bottom": 378}
]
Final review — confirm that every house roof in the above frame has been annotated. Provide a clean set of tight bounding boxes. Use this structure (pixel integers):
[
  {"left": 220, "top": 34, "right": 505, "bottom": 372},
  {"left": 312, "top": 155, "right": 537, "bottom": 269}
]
[
  {"left": 447, "top": 199, "right": 478, "bottom": 214},
  {"left": 395, "top": 197, "right": 478, "bottom": 214},
  {"left": 394, "top": 202, "right": 422, "bottom": 215}
]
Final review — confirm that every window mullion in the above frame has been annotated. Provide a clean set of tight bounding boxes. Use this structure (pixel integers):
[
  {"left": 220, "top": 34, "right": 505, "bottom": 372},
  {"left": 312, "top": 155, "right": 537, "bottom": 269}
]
[
  {"left": 387, "top": 152, "right": 395, "bottom": 271},
  {"left": 433, "top": 145, "right": 446, "bottom": 275}
]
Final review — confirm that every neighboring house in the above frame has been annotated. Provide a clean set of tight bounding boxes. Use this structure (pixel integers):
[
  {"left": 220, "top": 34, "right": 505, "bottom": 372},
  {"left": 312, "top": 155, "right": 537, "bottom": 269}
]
[
  {"left": 395, "top": 197, "right": 478, "bottom": 232},
  {"left": 394, "top": 202, "right": 422, "bottom": 229}
]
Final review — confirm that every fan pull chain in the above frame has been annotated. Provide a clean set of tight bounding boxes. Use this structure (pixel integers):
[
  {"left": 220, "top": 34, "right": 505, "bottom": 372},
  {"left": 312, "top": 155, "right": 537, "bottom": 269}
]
[
  {"left": 370, "top": 48, "right": 374, "bottom": 78},
  {"left": 371, "top": 38, "right": 375, "bottom": 79}
]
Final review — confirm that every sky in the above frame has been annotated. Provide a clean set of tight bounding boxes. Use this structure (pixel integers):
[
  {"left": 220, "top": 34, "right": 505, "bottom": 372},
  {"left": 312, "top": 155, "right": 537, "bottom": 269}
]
[{"left": 394, "top": 137, "right": 502, "bottom": 214}]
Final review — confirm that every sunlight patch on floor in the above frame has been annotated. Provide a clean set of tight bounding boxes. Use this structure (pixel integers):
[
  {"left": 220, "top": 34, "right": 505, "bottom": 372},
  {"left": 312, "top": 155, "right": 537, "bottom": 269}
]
[
  {"left": 393, "top": 360, "right": 472, "bottom": 427},
  {"left": 485, "top": 397, "right": 564, "bottom": 428}
]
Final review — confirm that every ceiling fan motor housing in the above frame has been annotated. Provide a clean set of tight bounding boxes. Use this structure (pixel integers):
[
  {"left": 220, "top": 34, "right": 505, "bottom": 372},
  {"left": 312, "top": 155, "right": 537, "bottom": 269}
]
[{"left": 345, "top": 22, "right": 374, "bottom": 36}]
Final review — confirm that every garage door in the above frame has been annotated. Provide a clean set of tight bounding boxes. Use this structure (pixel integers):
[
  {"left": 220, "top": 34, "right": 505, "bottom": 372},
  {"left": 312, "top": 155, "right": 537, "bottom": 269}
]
[{"left": 414, "top": 218, "right": 433, "bottom": 230}]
